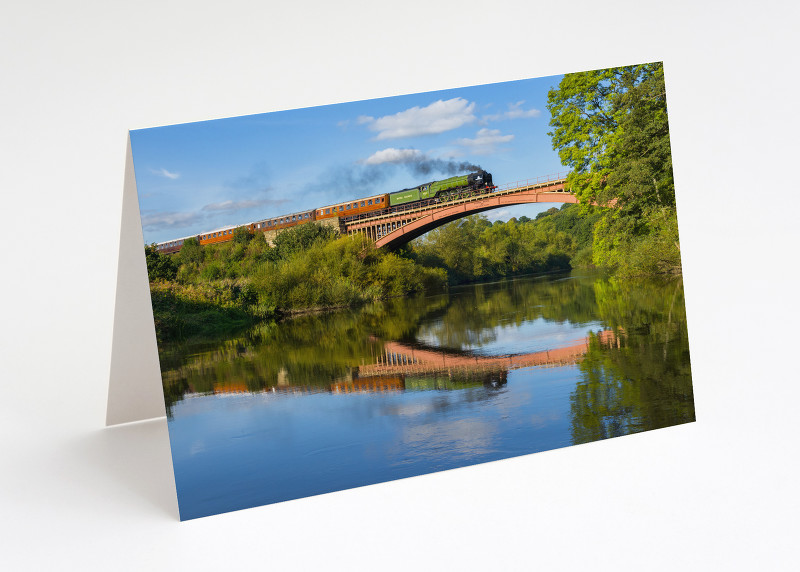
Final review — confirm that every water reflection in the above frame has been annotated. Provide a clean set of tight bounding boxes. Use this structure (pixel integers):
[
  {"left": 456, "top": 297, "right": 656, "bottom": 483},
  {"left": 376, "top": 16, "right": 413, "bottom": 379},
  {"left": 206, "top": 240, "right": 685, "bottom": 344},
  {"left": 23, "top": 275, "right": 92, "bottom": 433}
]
[
  {"left": 160, "top": 273, "right": 618, "bottom": 413},
  {"left": 160, "top": 271, "right": 694, "bottom": 519}
]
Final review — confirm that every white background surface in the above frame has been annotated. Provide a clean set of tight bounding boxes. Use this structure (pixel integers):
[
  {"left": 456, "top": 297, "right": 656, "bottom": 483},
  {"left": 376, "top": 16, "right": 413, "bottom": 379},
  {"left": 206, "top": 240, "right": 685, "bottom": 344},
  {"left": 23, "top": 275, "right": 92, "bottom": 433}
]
[{"left": 2, "top": 1, "right": 798, "bottom": 570}]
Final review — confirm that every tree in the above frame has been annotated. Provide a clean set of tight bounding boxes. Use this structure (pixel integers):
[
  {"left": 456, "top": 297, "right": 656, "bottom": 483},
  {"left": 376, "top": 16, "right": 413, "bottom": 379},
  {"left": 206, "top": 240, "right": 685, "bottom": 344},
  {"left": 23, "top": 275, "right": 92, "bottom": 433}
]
[
  {"left": 233, "top": 226, "right": 253, "bottom": 244},
  {"left": 272, "top": 222, "right": 338, "bottom": 260},
  {"left": 534, "top": 208, "right": 558, "bottom": 221},
  {"left": 547, "top": 62, "right": 680, "bottom": 274},
  {"left": 179, "top": 237, "right": 204, "bottom": 265},
  {"left": 144, "top": 245, "right": 178, "bottom": 281},
  {"left": 547, "top": 63, "right": 672, "bottom": 211}
]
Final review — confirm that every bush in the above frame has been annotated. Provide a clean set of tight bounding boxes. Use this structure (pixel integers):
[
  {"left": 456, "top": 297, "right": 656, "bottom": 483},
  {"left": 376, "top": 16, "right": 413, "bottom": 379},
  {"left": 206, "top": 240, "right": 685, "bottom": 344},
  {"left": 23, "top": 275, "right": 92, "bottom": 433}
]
[{"left": 145, "top": 245, "right": 178, "bottom": 281}]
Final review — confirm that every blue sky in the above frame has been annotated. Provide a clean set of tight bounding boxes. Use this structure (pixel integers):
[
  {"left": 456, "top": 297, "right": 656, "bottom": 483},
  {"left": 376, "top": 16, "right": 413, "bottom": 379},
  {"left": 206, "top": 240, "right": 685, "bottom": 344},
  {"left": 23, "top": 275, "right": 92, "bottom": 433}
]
[{"left": 131, "top": 73, "right": 568, "bottom": 245}]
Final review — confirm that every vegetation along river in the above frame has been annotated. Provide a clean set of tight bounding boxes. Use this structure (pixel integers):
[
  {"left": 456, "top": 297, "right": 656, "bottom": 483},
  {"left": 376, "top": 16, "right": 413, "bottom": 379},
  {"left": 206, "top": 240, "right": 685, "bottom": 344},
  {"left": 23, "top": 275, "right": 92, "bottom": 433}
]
[{"left": 159, "top": 270, "right": 694, "bottom": 520}]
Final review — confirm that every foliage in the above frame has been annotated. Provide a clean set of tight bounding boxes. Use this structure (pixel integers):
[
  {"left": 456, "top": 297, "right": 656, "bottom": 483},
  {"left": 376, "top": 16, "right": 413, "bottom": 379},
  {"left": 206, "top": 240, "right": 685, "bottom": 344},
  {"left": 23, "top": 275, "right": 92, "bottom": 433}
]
[
  {"left": 144, "top": 245, "right": 178, "bottom": 281},
  {"left": 271, "top": 222, "right": 339, "bottom": 260},
  {"left": 547, "top": 62, "right": 681, "bottom": 276},
  {"left": 571, "top": 275, "right": 694, "bottom": 442},
  {"left": 233, "top": 226, "right": 253, "bottom": 244},
  {"left": 146, "top": 224, "right": 447, "bottom": 341},
  {"left": 251, "top": 233, "right": 446, "bottom": 311},
  {"left": 149, "top": 279, "right": 262, "bottom": 342},
  {"left": 411, "top": 213, "right": 580, "bottom": 283},
  {"left": 178, "top": 237, "right": 204, "bottom": 265}
]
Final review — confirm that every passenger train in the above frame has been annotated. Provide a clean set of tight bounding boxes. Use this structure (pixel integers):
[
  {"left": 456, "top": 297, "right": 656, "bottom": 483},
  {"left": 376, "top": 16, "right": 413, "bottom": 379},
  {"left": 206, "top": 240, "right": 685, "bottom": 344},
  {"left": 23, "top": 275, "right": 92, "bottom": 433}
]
[{"left": 154, "top": 170, "right": 494, "bottom": 254}]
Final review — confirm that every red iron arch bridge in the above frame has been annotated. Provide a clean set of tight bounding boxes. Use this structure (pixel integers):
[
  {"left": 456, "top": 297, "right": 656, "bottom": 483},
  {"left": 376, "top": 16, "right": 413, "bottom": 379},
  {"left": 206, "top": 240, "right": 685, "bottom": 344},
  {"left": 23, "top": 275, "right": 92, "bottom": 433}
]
[{"left": 343, "top": 173, "right": 574, "bottom": 249}]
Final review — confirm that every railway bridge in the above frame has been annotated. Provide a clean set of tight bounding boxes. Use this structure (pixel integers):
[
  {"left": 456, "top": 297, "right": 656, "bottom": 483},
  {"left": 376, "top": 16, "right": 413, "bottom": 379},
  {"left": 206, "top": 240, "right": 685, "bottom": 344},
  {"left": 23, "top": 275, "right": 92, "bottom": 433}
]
[{"left": 342, "top": 173, "right": 575, "bottom": 249}]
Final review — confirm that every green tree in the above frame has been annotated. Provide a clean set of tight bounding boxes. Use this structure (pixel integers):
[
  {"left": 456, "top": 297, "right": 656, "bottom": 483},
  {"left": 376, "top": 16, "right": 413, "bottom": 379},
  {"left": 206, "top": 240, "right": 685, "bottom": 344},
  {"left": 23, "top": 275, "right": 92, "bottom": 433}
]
[
  {"left": 272, "top": 222, "right": 338, "bottom": 260},
  {"left": 144, "top": 245, "right": 178, "bottom": 281},
  {"left": 233, "top": 226, "right": 253, "bottom": 244},
  {"left": 179, "top": 237, "right": 204, "bottom": 265},
  {"left": 547, "top": 62, "right": 681, "bottom": 275}
]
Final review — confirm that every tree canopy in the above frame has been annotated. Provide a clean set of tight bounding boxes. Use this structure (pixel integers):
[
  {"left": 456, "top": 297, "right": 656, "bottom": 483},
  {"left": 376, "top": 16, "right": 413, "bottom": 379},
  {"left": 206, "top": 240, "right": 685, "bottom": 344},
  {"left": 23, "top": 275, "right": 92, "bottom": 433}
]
[
  {"left": 547, "top": 62, "right": 681, "bottom": 274},
  {"left": 548, "top": 63, "right": 672, "bottom": 211}
]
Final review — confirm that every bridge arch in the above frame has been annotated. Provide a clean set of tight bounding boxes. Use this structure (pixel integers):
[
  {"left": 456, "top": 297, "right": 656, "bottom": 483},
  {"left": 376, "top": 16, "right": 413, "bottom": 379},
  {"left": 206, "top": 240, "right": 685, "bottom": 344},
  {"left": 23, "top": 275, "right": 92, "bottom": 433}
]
[{"left": 342, "top": 177, "right": 576, "bottom": 249}]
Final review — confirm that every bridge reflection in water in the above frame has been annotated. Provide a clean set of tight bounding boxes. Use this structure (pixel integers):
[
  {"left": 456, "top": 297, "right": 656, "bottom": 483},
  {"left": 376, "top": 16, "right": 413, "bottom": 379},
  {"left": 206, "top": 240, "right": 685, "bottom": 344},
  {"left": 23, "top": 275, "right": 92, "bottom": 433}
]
[{"left": 206, "top": 330, "right": 617, "bottom": 397}]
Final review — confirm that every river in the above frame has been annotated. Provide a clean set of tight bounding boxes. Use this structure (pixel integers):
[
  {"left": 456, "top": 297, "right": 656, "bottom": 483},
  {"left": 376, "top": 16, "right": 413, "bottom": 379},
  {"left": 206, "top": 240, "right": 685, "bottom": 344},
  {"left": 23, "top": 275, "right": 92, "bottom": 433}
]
[{"left": 159, "top": 271, "right": 695, "bottom": 520}]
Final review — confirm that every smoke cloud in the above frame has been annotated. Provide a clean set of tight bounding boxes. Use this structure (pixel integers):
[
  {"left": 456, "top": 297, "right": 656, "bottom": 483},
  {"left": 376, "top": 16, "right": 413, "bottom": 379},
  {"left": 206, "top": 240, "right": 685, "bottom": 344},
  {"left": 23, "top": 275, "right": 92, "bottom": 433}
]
[
  {"left": 408, "top": 158, "right": 482, "bottom": 176},
  {"left": 361, "top": 147, "right": 481, "bottom": 178}
]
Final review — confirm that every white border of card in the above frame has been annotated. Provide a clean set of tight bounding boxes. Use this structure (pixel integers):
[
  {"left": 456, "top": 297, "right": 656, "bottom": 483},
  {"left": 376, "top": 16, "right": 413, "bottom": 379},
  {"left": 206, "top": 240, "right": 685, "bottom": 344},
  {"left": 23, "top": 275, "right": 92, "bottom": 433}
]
[{"left": 106, "top": 134, "right": 166, "bottom": 426}]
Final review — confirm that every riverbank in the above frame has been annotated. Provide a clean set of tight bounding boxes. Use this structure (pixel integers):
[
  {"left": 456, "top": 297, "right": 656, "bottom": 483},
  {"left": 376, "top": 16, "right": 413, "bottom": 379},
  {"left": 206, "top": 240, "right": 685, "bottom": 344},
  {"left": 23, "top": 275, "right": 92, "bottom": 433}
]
[
  {"left": 147, "top": 227, "right": 448, "bottom": 342},
  {"left": 147, "top": 204, "right": 682, "bottom": 342}
]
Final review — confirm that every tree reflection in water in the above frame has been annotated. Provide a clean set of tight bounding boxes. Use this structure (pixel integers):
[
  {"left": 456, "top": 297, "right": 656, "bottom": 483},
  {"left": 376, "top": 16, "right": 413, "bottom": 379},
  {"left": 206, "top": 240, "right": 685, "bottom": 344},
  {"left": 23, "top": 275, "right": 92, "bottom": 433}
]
[
  {"left": 158, "top": 271, "right": 694, "bottom": 443},
  {"left": 571, "top": 277, "right": 694, "bottom": 443}
]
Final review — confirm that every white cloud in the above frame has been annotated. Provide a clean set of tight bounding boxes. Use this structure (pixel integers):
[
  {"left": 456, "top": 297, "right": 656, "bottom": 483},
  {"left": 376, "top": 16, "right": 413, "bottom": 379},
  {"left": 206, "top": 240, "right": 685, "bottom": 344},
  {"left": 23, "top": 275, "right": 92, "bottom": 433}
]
[
  {"left": 141, "top": 210, "right": 201, "bottom": 231},
  {"left": 201, "top": 198, "right": 280, "bottom": 213},
  {"left": 361, "top": 148, "right": 425, "bottom": 165},
  {"left": 360, "top": 98, "right": 477, "bottom": 140},
  {"left": 455, "top": 128, "right": 515, "bottom": 154},
  {"left": 486, "top": 207, "right": 515, "bottom": 222},
  {"left": 482, "top": 101, "right": 540, "bottom": 122},
  {"left": 150, "top": 167, "right": 180, "bottom": 180}
]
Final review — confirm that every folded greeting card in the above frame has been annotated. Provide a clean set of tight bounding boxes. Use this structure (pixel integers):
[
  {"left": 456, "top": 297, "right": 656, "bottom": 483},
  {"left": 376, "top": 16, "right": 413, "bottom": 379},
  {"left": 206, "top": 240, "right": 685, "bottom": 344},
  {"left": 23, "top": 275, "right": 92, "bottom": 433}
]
[{"left": 108, "top": 63, "right": 694, "bottom": 520}]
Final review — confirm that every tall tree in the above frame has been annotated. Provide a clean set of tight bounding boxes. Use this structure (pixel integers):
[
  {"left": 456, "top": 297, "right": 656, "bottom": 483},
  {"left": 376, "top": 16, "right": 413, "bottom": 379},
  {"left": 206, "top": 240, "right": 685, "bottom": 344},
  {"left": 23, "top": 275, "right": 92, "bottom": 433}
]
[{"left": 547, "top": 62, "right": 680, "bottom": 274}]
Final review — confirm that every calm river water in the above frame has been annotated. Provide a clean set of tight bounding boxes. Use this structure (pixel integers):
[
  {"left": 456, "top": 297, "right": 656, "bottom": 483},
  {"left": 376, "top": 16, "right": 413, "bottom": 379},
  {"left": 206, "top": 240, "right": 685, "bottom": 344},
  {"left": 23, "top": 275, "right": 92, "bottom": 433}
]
[{"left": 160, "top": 271, "right": 694, "bottom": 520}]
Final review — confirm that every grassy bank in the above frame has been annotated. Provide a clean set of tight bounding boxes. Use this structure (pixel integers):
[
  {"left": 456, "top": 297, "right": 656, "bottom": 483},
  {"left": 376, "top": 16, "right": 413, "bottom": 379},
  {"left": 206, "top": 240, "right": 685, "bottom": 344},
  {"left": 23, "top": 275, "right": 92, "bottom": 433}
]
[{"left": 146, "top": 224, "right": 447, "bottom": 342}]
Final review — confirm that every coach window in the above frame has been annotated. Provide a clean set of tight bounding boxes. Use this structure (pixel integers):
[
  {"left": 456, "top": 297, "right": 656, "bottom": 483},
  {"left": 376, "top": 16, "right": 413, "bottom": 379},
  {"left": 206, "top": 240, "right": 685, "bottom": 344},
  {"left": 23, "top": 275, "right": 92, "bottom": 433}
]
[{"left": 346, "top": 204, "right": 351, "bottom": 210}]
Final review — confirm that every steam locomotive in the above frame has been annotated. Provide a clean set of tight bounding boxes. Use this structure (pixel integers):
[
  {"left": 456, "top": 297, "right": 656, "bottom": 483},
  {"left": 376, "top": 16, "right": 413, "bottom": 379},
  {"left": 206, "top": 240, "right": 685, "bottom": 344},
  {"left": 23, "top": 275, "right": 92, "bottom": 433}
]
[{"left": 154, "top": 170, "right": 494, "bottom": 254}]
